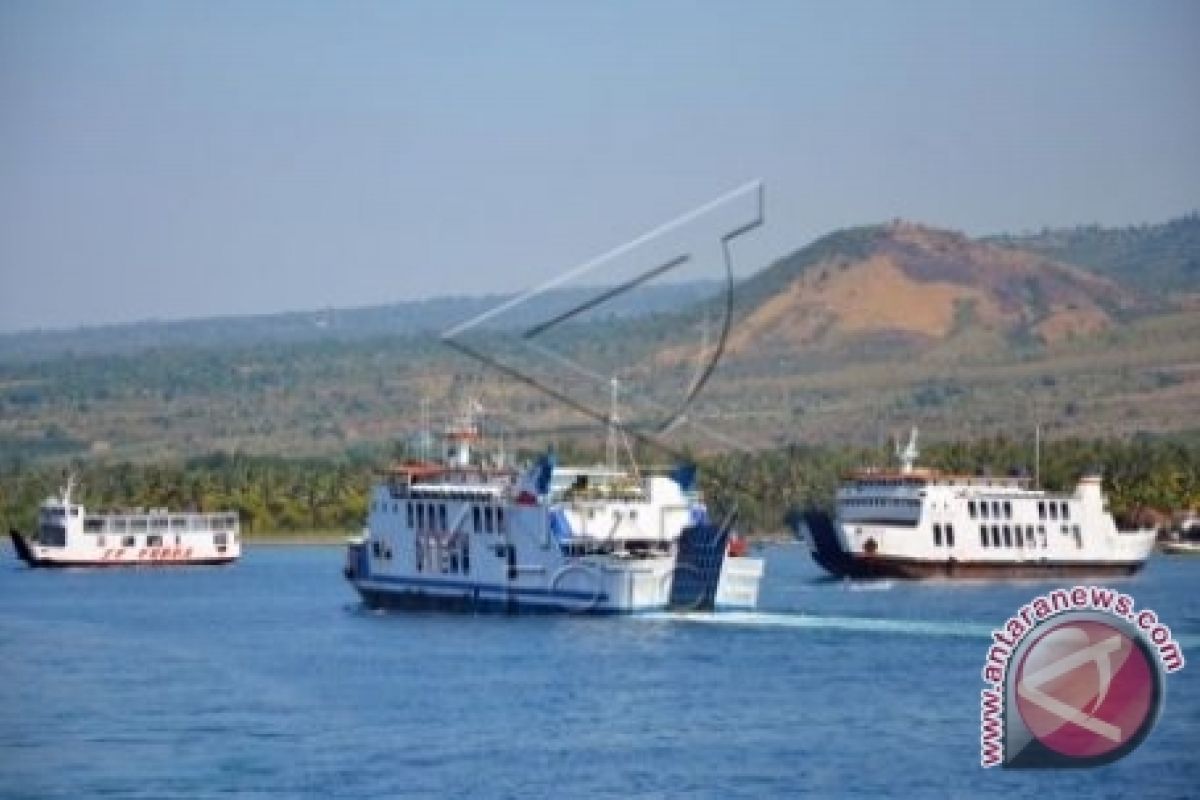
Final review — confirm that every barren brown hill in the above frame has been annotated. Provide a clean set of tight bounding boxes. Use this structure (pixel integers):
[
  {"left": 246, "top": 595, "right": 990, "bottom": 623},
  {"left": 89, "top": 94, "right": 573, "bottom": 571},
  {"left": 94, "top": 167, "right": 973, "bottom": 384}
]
[{"left": 720, "top": 222, "right": 1144, "bottom": 357}]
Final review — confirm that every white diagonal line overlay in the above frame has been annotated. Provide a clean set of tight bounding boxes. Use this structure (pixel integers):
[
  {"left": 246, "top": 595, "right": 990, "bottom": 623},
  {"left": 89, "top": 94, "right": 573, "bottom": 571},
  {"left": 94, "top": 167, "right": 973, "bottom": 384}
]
[{"left": 1017, "top": 635, "right": 1124, "bottom": 742}]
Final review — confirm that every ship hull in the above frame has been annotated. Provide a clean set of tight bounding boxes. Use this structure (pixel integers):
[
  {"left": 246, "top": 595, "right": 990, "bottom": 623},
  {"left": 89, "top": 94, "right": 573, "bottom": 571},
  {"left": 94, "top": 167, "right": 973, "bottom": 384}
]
[
  {"left": 9, "top": 529, "right": 237, "bottom": 568},
  {"left": 794, "top": 512, "right": 1147, "bottom": 581}
]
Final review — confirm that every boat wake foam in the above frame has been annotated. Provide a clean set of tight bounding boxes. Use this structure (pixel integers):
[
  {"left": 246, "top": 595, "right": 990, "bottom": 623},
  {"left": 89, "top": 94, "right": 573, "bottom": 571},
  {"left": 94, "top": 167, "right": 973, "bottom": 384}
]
[{"left": 641, "top": 610, "right": 993, "bottom": 639}]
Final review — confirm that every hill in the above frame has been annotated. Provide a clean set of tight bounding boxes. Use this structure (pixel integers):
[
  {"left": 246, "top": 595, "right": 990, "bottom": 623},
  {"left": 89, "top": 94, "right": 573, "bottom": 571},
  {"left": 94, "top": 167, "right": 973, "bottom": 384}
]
[
  {"left": 2, "top": 216, "right": 1198, "bottom": 465},
  {"left": 0, "top": 280, "right": 720, "bottom": 363},
  {"left": 986, "top": 212, "right": 1200, "bottom": 294},
  {"left": 719, "top": 221, "right": 1145, "bottom": 357}
]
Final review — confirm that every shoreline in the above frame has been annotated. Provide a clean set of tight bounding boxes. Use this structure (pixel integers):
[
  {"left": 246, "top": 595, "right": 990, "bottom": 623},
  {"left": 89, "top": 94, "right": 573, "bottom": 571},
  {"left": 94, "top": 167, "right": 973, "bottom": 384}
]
[{"left": 244, "top": 533, "right": 352, "bottom": 546}]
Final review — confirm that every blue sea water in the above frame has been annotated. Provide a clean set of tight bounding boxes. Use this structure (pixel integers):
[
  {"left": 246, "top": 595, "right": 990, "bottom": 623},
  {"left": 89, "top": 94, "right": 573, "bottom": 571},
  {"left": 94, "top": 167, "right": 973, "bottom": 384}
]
[{"left": 1, "top": 542, "right": 1197, "bottom": 799}]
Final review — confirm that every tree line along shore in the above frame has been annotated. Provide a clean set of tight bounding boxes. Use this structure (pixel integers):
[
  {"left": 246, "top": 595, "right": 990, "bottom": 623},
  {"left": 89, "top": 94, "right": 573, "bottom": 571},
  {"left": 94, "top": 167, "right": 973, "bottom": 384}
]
[{"left": 1, "top": 434, "right": 1196, "bottom": 539}]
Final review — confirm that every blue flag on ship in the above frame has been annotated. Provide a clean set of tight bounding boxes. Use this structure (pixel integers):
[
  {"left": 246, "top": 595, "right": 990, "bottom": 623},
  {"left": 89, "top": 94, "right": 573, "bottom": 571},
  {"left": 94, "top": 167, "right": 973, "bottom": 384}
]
[{"left": 670, "top": 463, "right": 698, "bottom": 493}]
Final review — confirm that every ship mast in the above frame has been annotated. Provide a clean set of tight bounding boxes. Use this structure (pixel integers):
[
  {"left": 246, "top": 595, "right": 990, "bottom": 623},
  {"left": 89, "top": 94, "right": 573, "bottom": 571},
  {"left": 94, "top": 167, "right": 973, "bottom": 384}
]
[
  {"left": 1034, "top": 423, "right": 1041, "bottom": 489},
  {"left": 605, "top": 377, "right": 640, "bottom": 478}
]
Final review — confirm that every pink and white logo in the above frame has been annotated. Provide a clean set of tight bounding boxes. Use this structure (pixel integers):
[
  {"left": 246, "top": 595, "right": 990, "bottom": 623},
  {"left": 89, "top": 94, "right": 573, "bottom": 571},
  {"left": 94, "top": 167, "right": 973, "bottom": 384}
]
[
  {"left": 979, "top": 587, "right": 1184, "bottom": 769},
  {"left": 1014, "top": 618, "right": 1157, "bottom": 762}
]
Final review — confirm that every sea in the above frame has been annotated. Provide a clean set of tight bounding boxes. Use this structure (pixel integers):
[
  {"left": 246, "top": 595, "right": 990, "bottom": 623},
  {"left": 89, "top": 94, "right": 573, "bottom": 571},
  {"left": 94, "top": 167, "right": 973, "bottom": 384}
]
[{"left": 2, "top": 542, "right": 1197, "bottom": 799}]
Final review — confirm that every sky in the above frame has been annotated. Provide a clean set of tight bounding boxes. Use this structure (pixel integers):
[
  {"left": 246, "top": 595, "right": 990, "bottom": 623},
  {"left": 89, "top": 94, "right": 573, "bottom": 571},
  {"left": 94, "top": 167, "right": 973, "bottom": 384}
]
[{"left": 1, "top": 1, "right": 1197, "bottom": 333}]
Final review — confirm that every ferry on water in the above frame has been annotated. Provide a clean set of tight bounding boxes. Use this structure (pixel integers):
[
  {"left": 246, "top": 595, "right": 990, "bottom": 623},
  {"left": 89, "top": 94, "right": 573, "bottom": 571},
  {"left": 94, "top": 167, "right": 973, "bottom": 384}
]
[
  {"left": 9, "top": 477, "right": 241, "bottom": 568},
  {"left": 794, "top": 429, "right": 1156, "bottom": 580},
  {"left": 344, "top": 401, "right": 763, "bottom": 614}
]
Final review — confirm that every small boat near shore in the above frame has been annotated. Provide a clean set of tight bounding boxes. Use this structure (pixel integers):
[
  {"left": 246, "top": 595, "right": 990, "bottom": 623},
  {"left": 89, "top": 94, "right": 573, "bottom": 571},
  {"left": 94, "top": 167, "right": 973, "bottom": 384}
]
[
  {"left": 793, "top": 429, "right": 1156, "bottom": 580},
  {"left": 9, "top": 477, "right": 240, "bottom": 568},
  {"left": 1160, "top": 540, "right": 1200, "bottom": 555}
]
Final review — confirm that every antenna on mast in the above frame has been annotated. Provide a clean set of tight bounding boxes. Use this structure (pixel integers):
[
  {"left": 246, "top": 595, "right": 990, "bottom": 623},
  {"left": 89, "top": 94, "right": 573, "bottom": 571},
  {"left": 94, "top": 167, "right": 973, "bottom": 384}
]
[
  {"left": 605, "top": 377, "right": 640, "bottom": 478},
  {"left": 606, "top": 378, "right": 620, "bottom": 470},
  {"left": 1034, "top": 422, "right": 1041, "bottom": 489},
  {"left": 898, "top": 427, "right": 919, "bottom": 474}
]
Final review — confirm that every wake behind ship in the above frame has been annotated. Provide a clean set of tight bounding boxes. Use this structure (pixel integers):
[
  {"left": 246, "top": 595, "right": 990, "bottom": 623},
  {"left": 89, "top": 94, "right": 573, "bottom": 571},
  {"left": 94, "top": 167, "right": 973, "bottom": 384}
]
[
  {"left": 344, "top": 402, "right": 763, "bottom": 614},
  {"left": 794, "top": 429, "right": 1156, "bottom": 580}
]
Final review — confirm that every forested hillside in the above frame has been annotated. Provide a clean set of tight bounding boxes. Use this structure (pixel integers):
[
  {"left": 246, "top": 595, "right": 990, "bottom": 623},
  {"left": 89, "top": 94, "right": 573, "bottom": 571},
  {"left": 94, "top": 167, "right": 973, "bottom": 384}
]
[{"left": 987, "top": 212, "right": 1200, "bottom": 294}]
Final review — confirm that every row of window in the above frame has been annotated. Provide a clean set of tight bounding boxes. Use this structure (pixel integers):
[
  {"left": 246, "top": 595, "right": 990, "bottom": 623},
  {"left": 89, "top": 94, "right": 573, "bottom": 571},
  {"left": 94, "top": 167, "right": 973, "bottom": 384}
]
[
  {"left": 82, "top": 515, "right": 237, "bottom": 534},
  {"left": 843, "top": 498, "right": 922, "bottom": 509},
  {"left": 932, "top": 523, "right": 956, "bottom": 547},
  {"left": 36, "top": 529, "right": 229, "bottom": 549},
  {"left": 1038, "top": 501, "right": 1071, "bottom": 522},
  {"left": 371, "top": 499, "right": 508, "bottom": 535},
  {"left": 968, "top": 499, "right": 1072, "bottom": 522},
  {"left": 418, "top": 533, "right": 471, "bottom": 575},
  {"left": 978, "top": 524, "right": 1082, "bottom": 550}
]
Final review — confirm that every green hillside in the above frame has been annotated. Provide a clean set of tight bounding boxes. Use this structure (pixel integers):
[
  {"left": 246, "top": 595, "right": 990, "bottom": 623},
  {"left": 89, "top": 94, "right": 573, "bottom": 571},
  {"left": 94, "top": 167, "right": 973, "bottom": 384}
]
[{"left": 987, "top": 212, "right": 1200, "bottom": 294}]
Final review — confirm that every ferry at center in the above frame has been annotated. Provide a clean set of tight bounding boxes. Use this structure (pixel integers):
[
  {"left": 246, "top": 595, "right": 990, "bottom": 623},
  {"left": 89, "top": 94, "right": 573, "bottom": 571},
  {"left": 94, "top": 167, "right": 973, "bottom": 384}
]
[{"left": 344, "top": 404, "right": 762, "bottom": 614}]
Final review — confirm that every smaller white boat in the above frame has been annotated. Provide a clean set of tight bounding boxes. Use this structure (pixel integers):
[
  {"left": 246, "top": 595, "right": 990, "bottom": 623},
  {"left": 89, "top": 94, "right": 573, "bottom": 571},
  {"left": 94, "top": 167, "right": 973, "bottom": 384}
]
[
  {"left": 1161, "top": 520, "right": 1200, "bottom": 555},
  {"left": 9, "top": 476, "right": 241, "bottom": 568}
]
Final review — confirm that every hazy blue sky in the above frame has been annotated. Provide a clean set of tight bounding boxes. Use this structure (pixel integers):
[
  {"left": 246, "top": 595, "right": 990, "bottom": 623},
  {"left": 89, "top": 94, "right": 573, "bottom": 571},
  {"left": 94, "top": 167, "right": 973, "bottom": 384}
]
[{"left": 1, "top": 1, "right": 1197, "bottom": 332}]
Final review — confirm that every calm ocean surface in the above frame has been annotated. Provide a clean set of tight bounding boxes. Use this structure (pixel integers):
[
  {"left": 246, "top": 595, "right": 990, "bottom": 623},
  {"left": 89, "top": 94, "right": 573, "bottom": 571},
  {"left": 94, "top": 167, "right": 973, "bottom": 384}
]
[{"left": 2, "top": 542, "right": 1197, "bottom": 799}]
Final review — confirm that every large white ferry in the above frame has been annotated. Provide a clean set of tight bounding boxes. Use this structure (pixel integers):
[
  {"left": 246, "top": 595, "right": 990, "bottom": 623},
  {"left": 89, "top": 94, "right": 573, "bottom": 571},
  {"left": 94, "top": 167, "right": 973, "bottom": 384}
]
[
  {"left": 9, "top": 477, "right": 241, "bottom": 568},
  {"left": 794, "top": 430, "right": 1156, "bottom": 580},
  {"left": 344, "top": 403, "right": 763, "bottom": 614}
]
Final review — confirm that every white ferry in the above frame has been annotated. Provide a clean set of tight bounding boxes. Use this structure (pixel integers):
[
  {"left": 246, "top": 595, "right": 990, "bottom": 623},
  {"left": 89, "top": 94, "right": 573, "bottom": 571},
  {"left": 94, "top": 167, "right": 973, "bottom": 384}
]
[
  {"left": 794, "top": 430, "right": 1156, "bottom": 580},
  {"left": 344, "top": 403, "right": 763, "bottom": 614},
  {"left": 9, "top": 477, "right": 241, "bottom": 568}
]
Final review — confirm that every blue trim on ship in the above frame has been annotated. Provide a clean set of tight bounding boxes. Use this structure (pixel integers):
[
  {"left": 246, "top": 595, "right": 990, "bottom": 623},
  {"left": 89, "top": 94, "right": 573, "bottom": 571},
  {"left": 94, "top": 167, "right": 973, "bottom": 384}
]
[{"left": 357, "top": 572, "right": 611, "bottom": 602}]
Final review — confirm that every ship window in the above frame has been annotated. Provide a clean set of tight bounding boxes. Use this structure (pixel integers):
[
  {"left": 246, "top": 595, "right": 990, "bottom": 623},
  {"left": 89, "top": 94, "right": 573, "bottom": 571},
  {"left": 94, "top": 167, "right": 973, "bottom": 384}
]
[
  {"left": 1062, "top": 503, "right": 1070, "bottom": 520},
  {"left": 131, "top": 519, "right": 148, "bottom": 532},
  {"left": 439, "top": 504, "right": 447, "bottom": 530},
  {"left": 417, "top": 504, "right": 426, "bottom": 529},
  {"left": 112, "top": 518, "right": 127, "bottom": 532},
  {"left": 473, "top": 506, "right": 482, "bottom": 533},
  {"left": 70, "top": 507, "right": 79, "bottom": 517},
  {"left": 39, "top": 524, "right": 67, "bottom": 547},
  {"left": 1026, "top": 526, "right": 1036, "bottom": 547},
  {"left": 415, "top": 538, "right": 423, "bottom": 571},
  {"left": 1038, "top": 502, "right": 1046, "bottom": 520},
  {"left": 946, "top": 525, "right": 955, "bottom": 547},
  {"left": 968, "top": 501, "right": 976, "bottom": 518},
  {"left": 933, "top": 524, "right": 942, "bottom": 547},
  {"left": 484, "top": 506, "right": 494, "bottom": 534},
  {"left": 980, "top": 503, "right": 989, "bottom": 519},
  {"left": 1073, "top": 525, "right": 1082, "bottom": 549},
  {"left": 122, "top": 535, "right": 136, "bottom": 548},
  {"left": 97, "top": 535, "right": 106, "bottom": 547},
  {"left": 406, "top": 503, "right": 414, "bottom": 528},
  {"left": 462, "top": 538, "right": 470, "bottom": 574},
  {"left": 372, "top": 540, "right": 381, "bottom": 558},
  {"left": 171, "top": 517, "right": 187, "bottom": 530},
  {"left": 497, "top": 508, "right": 505, "bottom": 533},
  {"left": 214, "top": 532, "right": 228, "bottom": 546},
  {"left": 1037, "top": 525, "right": 1047, "bottom": 548},
  {"left": 147, "top": 534, "right": 163, "bottom": 547},
  {"left": 1003, "top": 502, "right": 1012, "bottom": 519},
  {"left": 1003, "top": 526, "right": 1012, "bottom": 548},
  {"left": 427, "top": 505, "right": 435, "bottom": 530},
  {"left": 84, "top": 517, "right": 105, "bottom": 533},
  {"left": 175, "top": 535, "right": 182, "bottom": 546},
  {"left": 991, "top": 526, "right": 1001, "bottom": 548},
  {"left": 1049, "top": 504, "right": 1058, "bottom": 521},
  {"left": 992, "top": 502, "right": 1001, "bottom": 518},
  {"left": 980, "top": 526, "right": 989, "bottom": 548}
]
